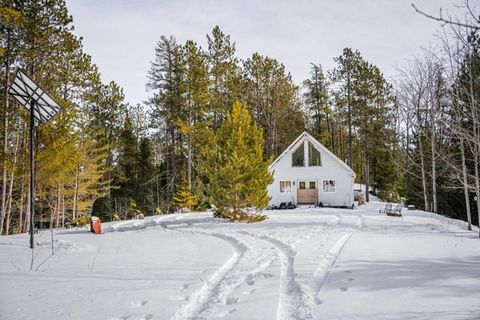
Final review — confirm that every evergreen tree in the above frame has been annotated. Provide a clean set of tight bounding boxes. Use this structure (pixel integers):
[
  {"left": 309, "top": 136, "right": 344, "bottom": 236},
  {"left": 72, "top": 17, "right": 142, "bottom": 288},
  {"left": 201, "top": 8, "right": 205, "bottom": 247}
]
[
  {"left": 136, "top": 136, "right": 154, "bottom": 214},
  {"left": 147, "top": 35, "right": 186, "bottom": 207},
  {"left": 173, "top": 170, "right": 196, "bottom": 210},
  {"left": 303, "top": 63, "right": 333, "bottom": 150},
  {"left": 243, "top": 52, "right": 304, "bottom": 157},
  {"left": 112, "top": 114, "right": 138, "bottom": 217},
  {"left": 329, "top": 48, "right": 364, "bottom": 168},
  {"left": 73, "top": 125, "right": 111, "bottom": 220},
  {"left": 207, "top": 26, "right": 242, "bottom": 129},
  {"left": 0, "top": 0, "right": 131, "bottom": 231},
  {"left": 329, "top": 49, "right": 396, "bottom": 201},
  {"left": 182, "top": 40, "right": 210, "bottom": 188},
  {"left": 201, "top": 101, "right": 273, "bottom": 218}
]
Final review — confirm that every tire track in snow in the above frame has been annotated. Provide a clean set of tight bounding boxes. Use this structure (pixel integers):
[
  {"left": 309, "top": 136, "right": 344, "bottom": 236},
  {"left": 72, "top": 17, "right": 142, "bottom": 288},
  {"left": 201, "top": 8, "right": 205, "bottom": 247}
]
[
  {"left": 150, "top": 215, "right": 250, "bottom": 319},
  {"left": 160, "top": 219, "right": 279, "bottom": 319},
  {"left": 108, "top": 213, "right": 214, "bottom": 233},
  {"left": 198, "top": 231, "right": 281, "bottom": 318},
  {"left": 240, "top": 230, "right": 315, "bottom": 320},
  {"left": 310, "top": 232, "right": 352, "bottom": 305},
  {"left": 110, "top": 213, "right": 346, "bottom": 319},
  {"left": 171, "top": 231, "right": 247, "bottom": 320},
  {"left": 185, "top": 228, "right": 289, "bottom": 319}
]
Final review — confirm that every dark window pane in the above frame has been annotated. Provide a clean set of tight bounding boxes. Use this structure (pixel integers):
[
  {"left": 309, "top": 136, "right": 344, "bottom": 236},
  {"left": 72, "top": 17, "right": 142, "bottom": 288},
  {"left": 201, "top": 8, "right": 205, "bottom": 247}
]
[
  {"left": 309, "top": 181, "right": 316, "bottom": 189},
  {"left": 299, "top": 181, "right": 306, "bottom": 189},
  {"left": 292, "top": 142, "right": 305, "bottom": 167},
  {"left": 308, "top": 142, "right": 321, "bottom": 166}
]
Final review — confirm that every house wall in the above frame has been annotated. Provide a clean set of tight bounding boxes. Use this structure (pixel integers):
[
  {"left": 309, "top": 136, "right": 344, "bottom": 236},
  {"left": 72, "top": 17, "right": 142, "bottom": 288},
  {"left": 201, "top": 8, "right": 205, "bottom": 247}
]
[{"left": 268, "top": 136, "right": 354, "bottom": 207}]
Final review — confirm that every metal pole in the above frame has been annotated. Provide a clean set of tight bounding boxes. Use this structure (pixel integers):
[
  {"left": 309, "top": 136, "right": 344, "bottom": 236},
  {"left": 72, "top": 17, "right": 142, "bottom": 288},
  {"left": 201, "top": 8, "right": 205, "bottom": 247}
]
[{"left": 29, "top": 99, "right": 35, "bottom": 249}]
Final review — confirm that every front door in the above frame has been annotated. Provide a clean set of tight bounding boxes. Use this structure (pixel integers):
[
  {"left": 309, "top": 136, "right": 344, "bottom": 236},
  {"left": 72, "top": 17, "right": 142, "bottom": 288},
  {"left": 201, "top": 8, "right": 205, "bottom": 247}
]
[{"left": 297, "top": 180, "right": 317, "bottom": 204}]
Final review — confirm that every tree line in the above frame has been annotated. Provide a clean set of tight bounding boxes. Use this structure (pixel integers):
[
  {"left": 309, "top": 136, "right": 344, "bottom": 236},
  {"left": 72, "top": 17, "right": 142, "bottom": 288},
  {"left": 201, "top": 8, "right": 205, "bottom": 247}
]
[
  {"left": 0, "top": 0, "right": 478, "bottom": 234},
  {"left": 396, "top": 4, "right": 480, "bottom": 232},
  {"left": 0, "top": 0, "right": 129, "bottom": 234}
]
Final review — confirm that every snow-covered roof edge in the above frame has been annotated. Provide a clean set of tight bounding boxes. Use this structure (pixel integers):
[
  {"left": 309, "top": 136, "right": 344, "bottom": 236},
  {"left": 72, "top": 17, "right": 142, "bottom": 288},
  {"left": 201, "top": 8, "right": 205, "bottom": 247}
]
[{"left": 269, "top": 131, "right": 356, "bottom": 177}]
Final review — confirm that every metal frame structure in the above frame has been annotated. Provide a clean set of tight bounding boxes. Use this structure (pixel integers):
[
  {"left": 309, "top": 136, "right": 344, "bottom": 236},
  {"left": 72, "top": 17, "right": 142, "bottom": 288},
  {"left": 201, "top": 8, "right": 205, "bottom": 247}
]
[{"left": 8, "top": 69, "right": 61, "bottom": 249}]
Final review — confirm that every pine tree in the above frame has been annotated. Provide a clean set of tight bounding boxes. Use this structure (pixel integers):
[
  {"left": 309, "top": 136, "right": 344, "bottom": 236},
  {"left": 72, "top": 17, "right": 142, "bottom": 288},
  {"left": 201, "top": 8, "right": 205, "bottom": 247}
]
[
  {"left": 173, "top": 170, "right": 196, "bottom": 210},
  {"left": 136, "top": 136, "right": 154, "bottom": 214},
  {"left": 303, "top": 63, "right": 333, "bottom": 150},
  {"left": 147, "top": 35, "right": 186, "bottom": 206},
  {"left": 0, "top": 0, "right": 131, "bottom": 231},
  {"left": 243, "top": 52, "right": 304, "bottom": 157},
  {"left": 329, "top": 48, "right": 364, "bottom": 169},
  {"left": 182, "top": 40, "right": 210, "bottom": 188},
  {"left": 112, "top": 114, "right": 138, "bottom": 217},
  {"left": 207, "top": 26, "right": 242, "bottom": 130},
  {"left": 329, "top": 49, "right": 396, "bottom": 201},
  {"left": 0, "top": 3, "right": 25, "bottom": 234},
  {"left": 202, "top": 100, "right": 272, "bottom": 219}
]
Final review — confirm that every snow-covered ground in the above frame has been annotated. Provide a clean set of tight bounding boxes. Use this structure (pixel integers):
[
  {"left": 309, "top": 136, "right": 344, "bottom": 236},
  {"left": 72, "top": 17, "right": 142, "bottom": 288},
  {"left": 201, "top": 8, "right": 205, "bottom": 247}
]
[{"left": 0, "top": 202, "right": 479, "bottom": 320}]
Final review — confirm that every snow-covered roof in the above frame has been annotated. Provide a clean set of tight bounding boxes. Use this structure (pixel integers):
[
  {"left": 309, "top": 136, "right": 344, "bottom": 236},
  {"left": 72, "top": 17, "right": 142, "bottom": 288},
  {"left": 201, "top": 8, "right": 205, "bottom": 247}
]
[{"left": 269, "top": 131, "right": 355, "bottom": 177}]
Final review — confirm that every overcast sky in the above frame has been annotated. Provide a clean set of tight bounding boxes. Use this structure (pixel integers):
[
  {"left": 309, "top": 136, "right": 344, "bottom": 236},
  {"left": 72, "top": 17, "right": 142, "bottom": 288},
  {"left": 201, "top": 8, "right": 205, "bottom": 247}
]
[{"left": 66, "top": 0, "right": 463, "bottom": 106}]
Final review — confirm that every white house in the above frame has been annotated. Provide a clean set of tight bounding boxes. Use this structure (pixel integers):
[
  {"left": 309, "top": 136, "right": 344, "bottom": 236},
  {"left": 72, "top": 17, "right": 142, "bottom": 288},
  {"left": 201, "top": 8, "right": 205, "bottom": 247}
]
[{"left": 267, "top": 131, "right": 355, "bottom": 208}]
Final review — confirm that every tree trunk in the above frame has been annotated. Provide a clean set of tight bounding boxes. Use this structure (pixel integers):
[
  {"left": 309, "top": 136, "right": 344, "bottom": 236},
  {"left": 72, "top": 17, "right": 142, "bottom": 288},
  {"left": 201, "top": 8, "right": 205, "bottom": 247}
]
[
  {"left": 459, "top": 137, "right": 472, "bottom": 230},
  {"left": 72, "top": 164, "right": 80, "bottom": 220},
  {"left": 418, "top": 135, "right": 429, "bottom": 212},
  {"left": 61, "top": 193, "right": 65, "bottom": 227},
  {"left": 325, "top": 111, "right": 334, "bottom": 152},
  {"left": 55, "top": 184, "right": 61, "bottom": 228},
  {"left": 5, "top": 159, "right": 15, "bottom": 235},
  {"left": 5, "top": 127, "right": 21, "bottom": 234},
  {"left": 25, "top": 182, "right": 31, "bottom": 233},
  {"left": 415, "top": 92, "right": 429, "bottom": 211},
  {"left": 430, "top": 104, "right": 437, "bottom": 213},
  {"left": 170, "top": 126, "right": 176, "bottom": 198},
  {"left": 187, "top": 106, "right": 192, "bottom": 189},
  {"left": 468, "top": 56, "right": 480, "bottom": 237},
  {"left": 364, "top": 112, "right": 369, "bottom": 202},
  {"left": 19, "top": 179, "right": 25, "bottom": 233},
  {"left": 0, "top": 55, "right": 11, "bottom": 235},
  {"left": 156, "top": 168, "right": 160, "bottom": 210},
  {"left": 470, "top": 98, "right": 480, "bottom": 238},
  {"left": 346, "top": 70, "right": 353, "bottom": 169}
]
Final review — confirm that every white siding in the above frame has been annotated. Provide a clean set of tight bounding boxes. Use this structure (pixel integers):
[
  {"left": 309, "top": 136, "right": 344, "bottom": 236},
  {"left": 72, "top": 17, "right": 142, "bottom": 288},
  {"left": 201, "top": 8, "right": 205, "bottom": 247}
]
[{"left": 268, "top": 133, "right": 355, "bottom": 207}]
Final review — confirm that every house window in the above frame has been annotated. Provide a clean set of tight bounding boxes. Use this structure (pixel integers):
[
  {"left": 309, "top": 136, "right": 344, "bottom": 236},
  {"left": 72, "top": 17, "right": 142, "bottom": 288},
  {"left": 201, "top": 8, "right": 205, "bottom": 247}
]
[
  {"left": 292, "top": 142, "right": 305, "bottom": 167},
  {"left": 280, "top": 181, "right": 292, "bottom": 193},
  {"left": 323, "top": 180, "right": 336, "bottom": 192},
  {"left": 309, "top": 181, "right": 316, "bottom": 189},
  {"left": 308, "top": 142, "right": 321, "bottom": 166},
  {"left": 299, "top": 181, "right": 306, "bottom": 189}
]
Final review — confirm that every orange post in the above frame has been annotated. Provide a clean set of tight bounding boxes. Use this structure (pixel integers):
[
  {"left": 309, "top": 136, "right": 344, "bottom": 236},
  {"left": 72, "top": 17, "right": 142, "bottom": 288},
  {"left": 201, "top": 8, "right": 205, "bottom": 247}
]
[{"left": 90, "top": 216, "right": 102, "bottom": 234}]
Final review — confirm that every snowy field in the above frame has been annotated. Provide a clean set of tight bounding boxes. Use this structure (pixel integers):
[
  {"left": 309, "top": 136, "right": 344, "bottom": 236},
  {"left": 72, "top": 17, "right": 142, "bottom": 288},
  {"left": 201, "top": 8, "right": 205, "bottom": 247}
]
[{"left": 0, "top": 202, "right": 479, "bottom": 320}]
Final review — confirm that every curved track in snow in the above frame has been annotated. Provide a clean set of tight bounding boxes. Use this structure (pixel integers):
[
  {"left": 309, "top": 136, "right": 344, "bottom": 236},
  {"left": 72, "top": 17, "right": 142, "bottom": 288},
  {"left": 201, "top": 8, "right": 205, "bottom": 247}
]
[
  {"left": 248, "top": 232, "right": 314, "bottom": 320},
  {"left": 310, "top": 232, "right": 353, "bottom": 305},
  {"left": 110, "top": 213, "right": 354, "bottom": 320},
  {"left": 171, "top": 231, "right": 247, "bottom": 320}
]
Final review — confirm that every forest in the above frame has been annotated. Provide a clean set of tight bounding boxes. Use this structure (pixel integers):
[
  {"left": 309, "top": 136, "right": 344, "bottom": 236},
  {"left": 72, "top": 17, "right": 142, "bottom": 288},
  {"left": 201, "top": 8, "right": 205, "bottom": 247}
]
[{"left": 0, "top": 0, "right": 479, "bottom": 234}]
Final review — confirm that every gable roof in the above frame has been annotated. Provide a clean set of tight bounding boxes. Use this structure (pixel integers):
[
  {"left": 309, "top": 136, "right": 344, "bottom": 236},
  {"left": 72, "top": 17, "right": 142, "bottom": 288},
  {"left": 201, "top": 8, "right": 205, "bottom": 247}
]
[{"left": 269, "top": 131, "right": 355, "bottom": 177}]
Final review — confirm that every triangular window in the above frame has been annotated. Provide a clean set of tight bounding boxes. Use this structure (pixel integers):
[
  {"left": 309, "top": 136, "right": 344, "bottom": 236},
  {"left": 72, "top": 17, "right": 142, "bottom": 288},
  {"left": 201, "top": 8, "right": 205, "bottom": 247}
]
[
  {"left": 308, "top": 142, "right": 321, "bottom": 166},
  {"left": 292, "top": 142, "right": 305, "bottom": 167}
]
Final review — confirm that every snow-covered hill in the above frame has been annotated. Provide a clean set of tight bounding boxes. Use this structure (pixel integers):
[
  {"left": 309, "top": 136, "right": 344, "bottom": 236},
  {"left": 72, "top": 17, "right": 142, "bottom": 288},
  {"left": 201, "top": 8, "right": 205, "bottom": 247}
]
[{"left": 0, "top": 202, "right": 479, "bottom": 320}]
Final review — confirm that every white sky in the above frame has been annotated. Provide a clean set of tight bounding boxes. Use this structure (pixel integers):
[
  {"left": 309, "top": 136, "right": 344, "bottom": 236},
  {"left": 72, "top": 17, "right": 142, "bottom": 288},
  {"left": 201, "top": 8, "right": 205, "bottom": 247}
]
[{"left": 67, "top": 0, "right": 464, "bottom": 106}]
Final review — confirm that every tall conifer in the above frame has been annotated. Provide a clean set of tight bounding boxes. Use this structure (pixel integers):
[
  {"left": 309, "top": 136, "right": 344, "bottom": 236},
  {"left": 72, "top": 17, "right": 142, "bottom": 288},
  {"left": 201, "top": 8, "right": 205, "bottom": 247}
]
[{"left": 202, "top": 101, "right": 272, "bottom": 218}]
